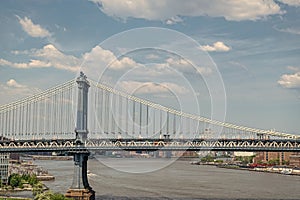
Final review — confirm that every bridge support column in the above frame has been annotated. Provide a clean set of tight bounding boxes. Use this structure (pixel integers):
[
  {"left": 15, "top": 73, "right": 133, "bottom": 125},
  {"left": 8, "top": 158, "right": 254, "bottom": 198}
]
[
  {"left": 65, "top": 153, "right": 95, "bottom": 200},
  {"left": 66, "top": 72, "right": 94, "bottom": 200}
]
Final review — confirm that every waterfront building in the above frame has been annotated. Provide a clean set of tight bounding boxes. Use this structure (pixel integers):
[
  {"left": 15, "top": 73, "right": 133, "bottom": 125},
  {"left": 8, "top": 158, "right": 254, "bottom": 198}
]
[
  {"left": 289, "top": 152, "right": 300, "bottom": 167},
  {"left": 233, "top": 152, "right": 255, "bottom": 157},
  {"left": 254, "top": 152, "right": 293, "bottom": 165},
  {"left": 172, "top": 151, "right": 198, "bottom": 158},
  {"left": 0, "top": 153, "right": 9, "bottom": 185}
]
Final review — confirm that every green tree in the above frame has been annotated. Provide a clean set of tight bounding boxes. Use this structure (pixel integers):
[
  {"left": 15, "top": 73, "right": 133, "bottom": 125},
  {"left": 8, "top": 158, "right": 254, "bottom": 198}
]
[
  {"left": 215, "top": 159, "right": 223, "bottom": 163},
  {"left": 8, "top": 174, "right": 21, "bottom": 188},
  {"left": 34, "top": 191, "right": 72, "bottom": 200},
  {"left": 28, "top": 174, "right": 38, "bottom": 186},
  {"left": 282, "top": 160, "right": 289, "bottom": 165},
  {"left": 21, "top": 174, "right": 30, "bottom": 181},
  {"left": 32, "top": 182, "right": 44, "bottom": 196},
  {"left": 267, "top": 158, "right": 280, "bottom": 165},
  {"left": 201, "top": 155, "right": 215, "bottom": 162}
]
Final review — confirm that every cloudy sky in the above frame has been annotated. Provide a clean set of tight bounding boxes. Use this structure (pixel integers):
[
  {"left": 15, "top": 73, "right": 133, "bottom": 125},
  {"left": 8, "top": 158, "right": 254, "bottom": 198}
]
[{"left": 0, "top": 0, "right": 300, "bottom": 134}]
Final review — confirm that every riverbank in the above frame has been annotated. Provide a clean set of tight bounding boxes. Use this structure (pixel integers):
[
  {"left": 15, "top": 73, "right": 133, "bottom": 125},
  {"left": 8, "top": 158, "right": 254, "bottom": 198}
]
[
  {"left": 25, "top": 159, "right": 300, "bottom": 199},
  {"left": 192, "top": 161, "right": 300, "bottom": 176},
  {"left": 0, "top": 197, "right": 30, "bottom": 200},
  {"left": 9, "top": 160, "right": 55, "bottom": 181},
  {"left": 30, "top": 155, "right": 73, "bottom": 161},
  {"left": 218, "top": 164, "right": 300, "bottom": 176}
]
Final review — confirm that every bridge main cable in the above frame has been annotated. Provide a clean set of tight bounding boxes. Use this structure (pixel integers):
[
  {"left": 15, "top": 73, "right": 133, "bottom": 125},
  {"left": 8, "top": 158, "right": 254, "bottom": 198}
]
[
  {"left": 89, "top": 79, "right": 299, "bottom": 139},
  {"left": 0, "top": 79, "right": 75, "bottom": 112}
]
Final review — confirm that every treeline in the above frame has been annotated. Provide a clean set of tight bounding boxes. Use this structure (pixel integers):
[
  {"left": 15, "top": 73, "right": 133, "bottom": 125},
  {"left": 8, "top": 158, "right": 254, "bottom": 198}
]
[
  {"left": 7, "top": 173, "right": 38, "bottom": 189},
  {"left": 3, "top": 174, "right": 71, "bottom": 200}
]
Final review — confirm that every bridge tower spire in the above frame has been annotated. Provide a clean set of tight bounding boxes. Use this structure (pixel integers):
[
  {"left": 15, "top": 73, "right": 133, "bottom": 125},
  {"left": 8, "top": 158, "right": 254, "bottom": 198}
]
[
  {"left": 75, "top": 71, "right": 90, "bottom": 142},
  {"left": 66, "top": 72, "right": 95, "bottom": 200}
]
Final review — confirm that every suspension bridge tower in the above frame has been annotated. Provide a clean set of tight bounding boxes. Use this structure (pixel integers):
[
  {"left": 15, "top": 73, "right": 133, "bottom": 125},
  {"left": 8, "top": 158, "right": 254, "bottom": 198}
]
[{"left": 65, "top": 72, "right": 95, "bottom": 200}]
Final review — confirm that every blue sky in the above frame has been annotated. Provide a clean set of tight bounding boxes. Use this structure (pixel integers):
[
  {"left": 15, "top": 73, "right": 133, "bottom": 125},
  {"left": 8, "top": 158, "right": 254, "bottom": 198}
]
[{"left": 0, "top": 0, "right": 300, "bottom": 134}]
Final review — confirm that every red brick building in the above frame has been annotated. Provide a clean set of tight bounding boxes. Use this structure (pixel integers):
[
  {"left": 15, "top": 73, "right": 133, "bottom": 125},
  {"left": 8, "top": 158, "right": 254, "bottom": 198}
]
[
  {"left": 289, "top": 152, "right": 300, "bottom": 167},
  {"left": 253, "top": 152, "right": 293, "bottom": 165}
]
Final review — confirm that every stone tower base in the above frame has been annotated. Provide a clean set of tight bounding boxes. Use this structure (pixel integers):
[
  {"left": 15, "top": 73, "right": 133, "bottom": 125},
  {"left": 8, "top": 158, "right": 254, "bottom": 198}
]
[{"left": 65, "top": 188, "right": 95, "bottom": 200}]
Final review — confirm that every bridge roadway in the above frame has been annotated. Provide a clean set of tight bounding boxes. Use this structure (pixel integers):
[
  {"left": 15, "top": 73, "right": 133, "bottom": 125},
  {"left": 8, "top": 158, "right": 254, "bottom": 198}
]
[{"left": 0, "top": 138, "right": 300, "bottom": 152}]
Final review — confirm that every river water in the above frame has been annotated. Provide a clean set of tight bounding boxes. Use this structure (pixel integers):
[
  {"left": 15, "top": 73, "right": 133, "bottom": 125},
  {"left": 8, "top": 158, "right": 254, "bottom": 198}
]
[{"left": 31, "top": 158, "right": 300, "bottom": 200}]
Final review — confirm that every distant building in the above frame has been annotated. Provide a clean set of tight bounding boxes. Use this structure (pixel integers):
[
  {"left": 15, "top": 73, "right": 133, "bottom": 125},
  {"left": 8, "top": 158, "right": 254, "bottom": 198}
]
[
  {"left": 253, "top": 152, "right": 293, "bottom": 165},
  {"left": 289, "top": 152, "right": 300, "bottom": 167},
  {"left": 234, "top": 152, "right": 255, "bottom": 157},
  {"left": 0, "top": 153, "right": 9, "bottom": 185},
  {"left": 172, "top": 151, "right": 198, "bottom": 158}
]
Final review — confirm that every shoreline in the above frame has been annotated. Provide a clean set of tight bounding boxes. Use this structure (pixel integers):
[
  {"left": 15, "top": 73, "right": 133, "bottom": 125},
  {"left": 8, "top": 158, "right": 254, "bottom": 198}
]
[
  {"left": 193, "top": 162, "right": 300, "bottom": 176},
  {"left": 30, "top": 155, "right": 72, "bottom": 161},
  {"left": 0, "top": 196, "right": 30, "bottom": 200},
  {"left": 9, "top": 160, "right": 55, "bottom": 181}
]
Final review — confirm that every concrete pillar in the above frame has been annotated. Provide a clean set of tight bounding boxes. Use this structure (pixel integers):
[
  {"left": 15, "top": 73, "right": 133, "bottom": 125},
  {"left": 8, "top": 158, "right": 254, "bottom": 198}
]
[
  {"left": 75, "top": 71, "right": 90, "bottom": 143},
  {"left": 66, "top": 72, "right": 95, "bottom": 200}
]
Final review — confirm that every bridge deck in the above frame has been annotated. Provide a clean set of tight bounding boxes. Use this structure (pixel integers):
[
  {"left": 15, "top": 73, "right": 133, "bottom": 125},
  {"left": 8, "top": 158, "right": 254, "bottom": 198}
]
[{"left": 0, "top": 138, "right": 299, "bottom": 152}]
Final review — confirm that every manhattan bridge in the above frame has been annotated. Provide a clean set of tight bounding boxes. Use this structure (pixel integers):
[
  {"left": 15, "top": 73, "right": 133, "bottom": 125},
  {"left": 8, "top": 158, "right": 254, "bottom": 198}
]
[{"left": 0, "top": 72, "right": 299, "bottom": 199}]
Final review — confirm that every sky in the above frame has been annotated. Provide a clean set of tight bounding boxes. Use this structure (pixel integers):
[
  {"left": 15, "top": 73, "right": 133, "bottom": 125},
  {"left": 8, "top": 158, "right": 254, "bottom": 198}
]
[{"left": 0, "top": 0, "right": 300, "bottom": 135}]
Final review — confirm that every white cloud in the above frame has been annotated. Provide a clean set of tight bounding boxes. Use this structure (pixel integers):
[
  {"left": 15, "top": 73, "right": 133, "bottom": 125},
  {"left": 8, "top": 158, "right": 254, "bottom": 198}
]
[
  {"left": 18, "top": 16, "right": 51, "bottom": 38},
  {"left": 165, "top": 16, "right": 183, "bottom": 25},
  {"left": 1, "top": 44, "right": 141, "bottom": 75},
  {"left": 278, "top": 66, "right": 300, "bottom": 89},
  {"left": 118, "top": 80, "right": 188, "bottom": 95},
  {"left": 0, "top": 79, "right": 41, "bottom": 104},
  {"left": 34, "top": 44, "right": 80, "bottom": 71},
  {"left": 82, "top": 46, "right": 143, "bottom": 80},
  {"left": 1, "top": 44, "right": 214, "bottom": 82},
  {"left": 0, "top": 44, "right": 80, "bottom": 72},
  {"left": 0, "top": 58, "right": 51, "bottom": 69},
  {"left": 141, "top": 57, "right": 213, "bottom": 77},
  {"left": 145, "top": 54, "right": 160, "bottom": 60},
  {"left": 279, "top": 0, "right": 300, "bottom": 7},
  {"left": 165, "top": 57, "right": 213, "bottom": 75},
  {"left": 196, "top": 67, "right": 213, "bottom": 75},
  {"left": 287, "top": 66, "right": 300, "bottom": 72},
  {"left": 6, "top": 79, "right": 25, "bottom": 88},
  {"left": 201, "top": 41, "right": 231, "bottom": 52},
  {"left": 83, "top": 46, "right": 141, "bottom": 70},
  {"left": 91, "top": 0, "right": 283, "bottom": 22},
  {"left": 11, "top": 49, "right": 33, "bottom": 55},
  {"left": 275, "top": 27, "right": 300, "bottom": 35},
  {"left": 278, "top": 72, "right": 300, "bottom": 89},
  {"left": 165, "top": 57, "right": 190, "bottom": 68}
]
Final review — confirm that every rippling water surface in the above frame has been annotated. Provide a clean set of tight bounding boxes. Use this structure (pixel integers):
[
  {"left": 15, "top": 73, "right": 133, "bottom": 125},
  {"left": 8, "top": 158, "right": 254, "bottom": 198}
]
[{"left": 32, "top": 158, "right": 300, "bottom": 200}]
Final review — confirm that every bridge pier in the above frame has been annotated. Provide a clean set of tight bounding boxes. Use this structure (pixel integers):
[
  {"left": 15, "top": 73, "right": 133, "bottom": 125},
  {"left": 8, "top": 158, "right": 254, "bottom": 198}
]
[
  {"left": 65, "top": 152, "right": 95, "bottom": 200},
  {"left": 65, "top": 72, "right": 95, "bottom": 200}
]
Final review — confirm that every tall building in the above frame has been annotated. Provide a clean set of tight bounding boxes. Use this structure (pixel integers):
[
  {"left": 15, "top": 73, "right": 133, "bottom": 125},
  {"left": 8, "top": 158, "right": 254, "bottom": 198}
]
[{"left": 0, "top": 153, "right": 9, "bottom": 185}]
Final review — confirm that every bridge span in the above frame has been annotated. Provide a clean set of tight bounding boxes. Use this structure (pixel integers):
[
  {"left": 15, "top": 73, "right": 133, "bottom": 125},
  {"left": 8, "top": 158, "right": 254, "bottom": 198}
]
[
  {"left": 1, "top": 72, "right": 299, "bottom": 199},
  {"left": 0, "top": 138, "right": 299, "bottom": 152}
]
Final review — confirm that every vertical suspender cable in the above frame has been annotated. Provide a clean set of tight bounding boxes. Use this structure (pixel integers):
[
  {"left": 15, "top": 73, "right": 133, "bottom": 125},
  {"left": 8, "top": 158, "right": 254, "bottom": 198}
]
[
  {"left": 60, "top": 89, "right": 63, "bottom": 136},
  {"left": 139, "top": 102, "right": 142, "bottom": 138},
  {"left": 125, "top": 97, "right": 128, "bottom": 138},
  {"left": 159, "top": 110, "right": 162, "bottom": 139},
  {"left": 146, "top": 105, "right": 149, "bottom": 138},
  {"left": 8, "top": 109, "right": 11, "bottom": 137},
  {"left": 132, "top": 101, "right": 135, "bottom": 137},
  {"left": 173, "top": 113, "right": 176, "bottom": 137},
  {"left": 54, "top": 93, "right": 57, "bottom": 137},
  {"left": 119, "top": 94, "right": 122, "bottom": 138},
  {"left": 166, "top": 111, "right": 169, "bottom": 137},
  {"left": 12, "top": 107, "right": 15, "bottom": 139},
  {"left": 153, "top": 108, "right": 155, "bottom": 137}
]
